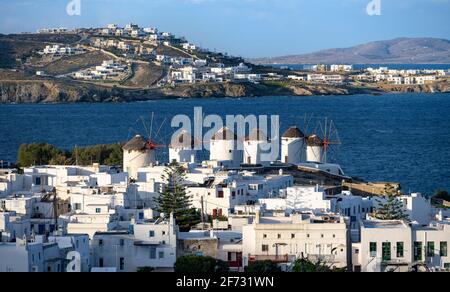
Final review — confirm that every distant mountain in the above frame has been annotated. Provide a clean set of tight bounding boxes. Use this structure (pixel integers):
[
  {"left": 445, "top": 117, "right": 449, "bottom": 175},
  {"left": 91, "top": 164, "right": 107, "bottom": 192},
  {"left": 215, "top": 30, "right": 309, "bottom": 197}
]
[{"left": 252, "top": 38, "right": 450, "bottom": 65}]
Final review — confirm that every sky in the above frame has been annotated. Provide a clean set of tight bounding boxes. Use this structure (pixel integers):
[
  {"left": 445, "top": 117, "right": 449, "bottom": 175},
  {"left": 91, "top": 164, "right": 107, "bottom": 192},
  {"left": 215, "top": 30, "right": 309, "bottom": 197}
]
[{"left": 0, "top": 0, "right": 449, "bottom": 58}]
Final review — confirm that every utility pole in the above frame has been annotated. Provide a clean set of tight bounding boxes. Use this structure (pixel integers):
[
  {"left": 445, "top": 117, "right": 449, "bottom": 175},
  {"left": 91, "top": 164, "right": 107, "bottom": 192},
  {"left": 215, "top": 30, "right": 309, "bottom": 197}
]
[
  {"left": 200, "top": 196, "right": 205, "bottom": 230},
  {"left": 52, "top": 187, "right": 58, "bottom": 233}
]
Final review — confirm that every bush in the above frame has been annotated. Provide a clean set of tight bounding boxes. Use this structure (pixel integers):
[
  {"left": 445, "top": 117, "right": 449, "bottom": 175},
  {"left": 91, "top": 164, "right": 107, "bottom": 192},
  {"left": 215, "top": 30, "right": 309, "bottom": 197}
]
[
  {"left": 245, "top": 260, "right": 282, "bottom": 273},
  {"left": 292, "top": 258, "right": 345, "bottom": 273},
  {"left": 174, "top": 255, "right": 229, "bottom": 273}
]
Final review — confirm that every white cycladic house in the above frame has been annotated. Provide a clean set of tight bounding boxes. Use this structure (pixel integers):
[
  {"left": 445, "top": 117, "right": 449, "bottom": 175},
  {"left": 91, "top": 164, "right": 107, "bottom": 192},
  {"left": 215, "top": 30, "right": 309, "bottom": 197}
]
[
  {"left": 91, "top": 214, "right": 178, "bottom": 272},
  {"left": 242, "top": 212, "right": 350, "bottom": 269},
  {"left": 306, "top": 135, "right": 324, "bottom": 163},
  {"left": 281, "top": 127, "right": 306, "bottom": 164},
  {"left": 123, "top": 135, "right": 156, "bottom": 180},
  {"left": 243, "top": 129, "right": 270, "bottom": 166},
  {"left": 209, "top": 127, "right": 242, "bottom": 168},
  {"left": 169, "top": 130, "right": 196, "bottom": 163},
  {"left": 355, "top": 220, "right": 450, "bottom": 272}
]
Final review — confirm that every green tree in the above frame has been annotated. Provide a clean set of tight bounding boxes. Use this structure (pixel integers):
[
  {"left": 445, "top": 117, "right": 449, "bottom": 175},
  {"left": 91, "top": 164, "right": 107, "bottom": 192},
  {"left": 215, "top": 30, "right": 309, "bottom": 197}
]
[
  {"left": 154, "top": 161, "right": 200, "bottom": 232},
  {"left": 374, "top": 184, "right": 409, "bottom": 221},
  {"left": 433, "top": 190, "right": 450, "bottom": 201},
  {"left": 174, "top": 255, "right": 229, "bottom": 273},
  {"left": 17, "top": 143, "right": 68, "bottom": 167},
  {"left": 292, "top": 258, "right": 345, "bottom": 273},
  {"left": 245, "top": 260, "right": 282, "bottom": 273}
]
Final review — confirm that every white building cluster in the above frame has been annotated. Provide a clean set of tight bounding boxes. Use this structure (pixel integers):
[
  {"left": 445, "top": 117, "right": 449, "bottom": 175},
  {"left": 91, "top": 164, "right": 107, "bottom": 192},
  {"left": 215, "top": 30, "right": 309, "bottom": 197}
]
[
  {"left": 40, "top": 45, "right": 83, "bottom": 56},
  {"left": 74, "top": 60, "right": 129, "bottom": 80},
  {"left": 356, "top": 67, "right": 444, "bottom": 85},
  {"left": 168, "top": 62, "right": 259, "bottom": 85},
  {"left": 1, "top": 127, "right": 450, "bottom": 272}
]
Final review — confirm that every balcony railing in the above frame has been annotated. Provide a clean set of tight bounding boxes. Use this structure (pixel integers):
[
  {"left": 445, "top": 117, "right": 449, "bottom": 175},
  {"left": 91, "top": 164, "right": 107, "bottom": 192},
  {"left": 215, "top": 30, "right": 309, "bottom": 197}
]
[{"left": 249, "top": 255, "right": 289, "bottom": 263}]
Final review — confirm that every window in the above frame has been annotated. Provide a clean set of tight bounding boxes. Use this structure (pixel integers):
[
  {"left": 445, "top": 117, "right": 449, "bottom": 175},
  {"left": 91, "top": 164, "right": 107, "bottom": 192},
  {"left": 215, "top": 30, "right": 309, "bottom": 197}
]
[
  {"left": 95, "top": 208, "right": 101, "bottom": 214},
  {"left": 440, "top": 242, "right": 448, "bottom": 257},
  {"left": 217, "top": 191, "right": 224, "bottom": 198},
  {"left": 414, "top": 242, "right": 423, "bottom": 262},
  {"left": 262, "top": 245, "right": 269, "bottom": 253},
  {"left": 291, "top": 234, "right": 295, "bottom": 239},
  {"left": 162, "top": 231, "right": 166, "bottom": 236},
  {"left": 119, "top": 258, "right": 125, "bottom": 271},
  {"left": 427, "top": 242, "right": 435, "bottom": 257},
  {"left": 263, "top": 234, "right": 267, "bottom": 239},
  {"left": 278, "top": 234, "right": 281, "bottom": 239},
  {"left": 74, "top": 203, "right": 82, "bottom": 210},
  {"left": 99, "top": 258, "right": 104, "bottom": 267},
  {"left": 99, "top": 239, "right": 103, "bottom": 246},
  {"left": 307, "top": 234, "right": 310, "bottom": 238},
  {"left": 370, "top": 242, "right": 377, "bottom": 257},
  {"left": 150, "top": 247, "right": 156, "bottom": 259},
  {"left": 397, "top": 242, "right": 404, "bottom": 258},
  {"left": 159, "top": 251, "right": 164, "bottom": 259},
  {"left": 445, "top": 263, "right": 450, "bottom": 270},
  {"left": 35, "top": 177, "right": 41, "bottom": 186},
  {"left": 120, "top": 239, "right": 125, "bottom": 247},
  {"left": 382, "top": 242, "right": 391, "bottom": 262},
  {"left": 149, "top": 230, "right": 155, "bottom": 238},
  {"left": 355, "top": 249, "right": 360, "bottom": 254}
]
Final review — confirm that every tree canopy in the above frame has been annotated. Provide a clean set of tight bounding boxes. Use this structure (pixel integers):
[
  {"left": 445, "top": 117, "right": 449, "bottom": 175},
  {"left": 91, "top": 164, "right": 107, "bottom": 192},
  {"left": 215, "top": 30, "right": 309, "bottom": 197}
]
[{"left": 16, "top": 143, "right": 123, "bottom": 167}]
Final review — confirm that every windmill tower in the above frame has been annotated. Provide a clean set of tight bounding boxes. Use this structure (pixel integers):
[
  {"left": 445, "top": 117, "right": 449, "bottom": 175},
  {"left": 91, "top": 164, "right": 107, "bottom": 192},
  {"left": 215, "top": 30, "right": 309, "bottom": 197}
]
[
  {"left": 306, "top": 135, "right": 324, "bottom": 163},
  {"left": 209, "top": 127, "right": 242, "bottom": 168},
  {"left": 306, "top": 118, "right": 341, "bottom": 164},
  {"left": 243, "top": 128, "right": 270, "bottom": 166},
  {"left": 169, "top": 130, "right": 197, "bottom": 163},
  {"left": 281, "top": 126, "right": 306, "bottom": 164},
  {"left": 123, "top": 135, "right": 161, "bottom": 180}
]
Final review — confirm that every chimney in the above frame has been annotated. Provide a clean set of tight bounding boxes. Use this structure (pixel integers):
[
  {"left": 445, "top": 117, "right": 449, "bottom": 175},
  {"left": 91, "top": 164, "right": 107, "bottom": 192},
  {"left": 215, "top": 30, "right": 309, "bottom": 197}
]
[{"left": 255, "top": 210, "right": 261, "bottom": 224}]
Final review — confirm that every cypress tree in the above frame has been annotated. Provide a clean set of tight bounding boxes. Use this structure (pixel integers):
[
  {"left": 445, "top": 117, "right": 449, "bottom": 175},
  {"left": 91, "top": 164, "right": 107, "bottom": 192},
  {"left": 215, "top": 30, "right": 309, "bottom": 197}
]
[
  {"left": 374, "top": 184, "right": 409, "bottom": 221},
  {"left": 154, "top": 161, "right": 200, "bottom": 231}
]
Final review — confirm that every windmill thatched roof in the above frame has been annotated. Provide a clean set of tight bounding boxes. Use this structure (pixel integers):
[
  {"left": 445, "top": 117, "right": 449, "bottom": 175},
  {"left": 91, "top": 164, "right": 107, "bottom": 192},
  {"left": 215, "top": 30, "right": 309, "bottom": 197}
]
[
  {"left": 307, "top": 135, "right": 324, "bottom": 147},
  {"left": 123, "top": 135, "right": 150, "bottom": 151},
  {"left": 245, "top": 128, "right": 268, "bottom": 141},
  {"left": 211, "top": 127, "right": 238, "bottom": 141},
  {"left": 170, "top": 130, "right": 198, "bottom": 149},
  {"left": 283, "top": 126, "right": 305, "bottom": 139}
]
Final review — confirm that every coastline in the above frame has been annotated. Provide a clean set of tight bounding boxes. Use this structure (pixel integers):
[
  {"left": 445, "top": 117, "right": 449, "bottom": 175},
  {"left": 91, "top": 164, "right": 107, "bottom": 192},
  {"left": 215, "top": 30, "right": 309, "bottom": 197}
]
[{"left": 1, "top": 78, "right": 449, "bottom": 104}]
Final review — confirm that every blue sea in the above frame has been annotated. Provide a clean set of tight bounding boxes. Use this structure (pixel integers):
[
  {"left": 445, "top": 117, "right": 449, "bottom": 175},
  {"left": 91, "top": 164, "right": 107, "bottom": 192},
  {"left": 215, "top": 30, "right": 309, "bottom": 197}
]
[{"left": 1, "top": 93, "right": 450, "bottom": 195}]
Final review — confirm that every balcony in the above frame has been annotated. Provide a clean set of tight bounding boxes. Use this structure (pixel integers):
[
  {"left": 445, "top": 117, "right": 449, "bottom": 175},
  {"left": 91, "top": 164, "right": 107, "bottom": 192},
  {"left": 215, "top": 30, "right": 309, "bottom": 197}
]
[{"left": 249, "top": 255, "right": 289, "bottom": 263}]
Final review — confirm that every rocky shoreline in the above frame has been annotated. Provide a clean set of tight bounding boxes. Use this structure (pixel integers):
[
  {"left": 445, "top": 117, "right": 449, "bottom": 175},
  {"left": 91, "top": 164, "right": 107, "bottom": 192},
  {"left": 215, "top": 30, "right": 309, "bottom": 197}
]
[{"left": 0, "top": 79, "right": 449, "bottom": 104}]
